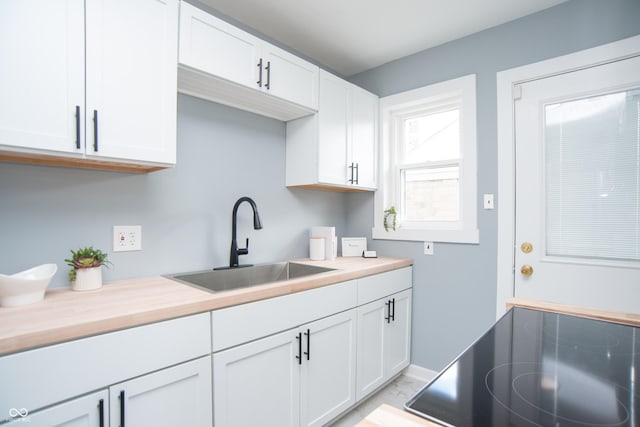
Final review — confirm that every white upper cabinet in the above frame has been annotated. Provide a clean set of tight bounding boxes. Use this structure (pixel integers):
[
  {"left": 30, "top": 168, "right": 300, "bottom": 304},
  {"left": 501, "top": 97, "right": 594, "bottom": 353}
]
[
  {"left": 0, "top": 0, "right": 84, "bottom": 154},
  {"left": 178, "top": 2, "right": 261, "bottom": 89},
  {"left": 263, "top": 44, "right": 318, "bottom": 110},
  {"left": 286, "top": 70, "right": 379, "bottom": 191},
  {"left": 178, "top": 1, "right": 318, "bottom": 121},
  {"left": 0, "top": 0, "right": 178, "bottom": 171},
  {"left": 85, "top": 0, "right": 178, "bottom": 165}
]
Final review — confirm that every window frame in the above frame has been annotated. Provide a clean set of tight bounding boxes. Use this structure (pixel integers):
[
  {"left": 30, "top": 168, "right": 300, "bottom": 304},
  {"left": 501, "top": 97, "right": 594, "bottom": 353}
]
[{"left": 372, "top": 74, "right": 479, "bottom": 244}]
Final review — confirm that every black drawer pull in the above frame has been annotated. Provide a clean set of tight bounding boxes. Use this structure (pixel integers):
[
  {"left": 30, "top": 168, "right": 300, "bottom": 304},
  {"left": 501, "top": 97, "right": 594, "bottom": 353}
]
[
  {"left": 391, "top": 298, "right": 396, "bottom": 322},
  {"left": 385, "top": 300, "right": 391, "bottom": 323},
  {"left": 75, "top": 105, "right": 81, "bottom": 149},
  {"left": 265, "top": 61, "right": 271, "bottom": 90},
  {"left": 98, "top": 398, "right": 105, "bottom": 427},
  {"left": 92, "top": 110, "right": 99, "bottom": 152},
  {"left": 119, "top": 390, "right": 125, "bottom": 427},
  {"left": 257, "top": 58, "right": 263, "bottom": 87},
  {"left": 303, "top": 329, "right": 310, "bottom": 361},
  {"left": 295, "top": 332, "right": 302, "bottom": 365}
]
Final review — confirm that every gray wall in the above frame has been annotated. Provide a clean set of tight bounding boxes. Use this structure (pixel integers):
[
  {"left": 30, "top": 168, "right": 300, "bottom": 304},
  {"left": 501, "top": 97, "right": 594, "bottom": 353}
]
[
  {"left": 0, "top": 95, "right": 347, "bottom": 287},
  {"left": 348, "top": 0, "right": 640, "bottom": 370}
]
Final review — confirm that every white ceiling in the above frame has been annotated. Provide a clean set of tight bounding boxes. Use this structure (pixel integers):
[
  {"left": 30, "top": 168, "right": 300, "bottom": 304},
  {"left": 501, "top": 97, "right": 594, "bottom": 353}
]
[{"left": 199, "top": 0, "right": 567, "bottom": 76}]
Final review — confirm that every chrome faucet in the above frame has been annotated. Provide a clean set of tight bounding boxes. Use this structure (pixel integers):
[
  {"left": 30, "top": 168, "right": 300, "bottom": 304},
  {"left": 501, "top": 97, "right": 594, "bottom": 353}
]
[{"left": 224, "top": 196, "right": 262, "bottom": 269}]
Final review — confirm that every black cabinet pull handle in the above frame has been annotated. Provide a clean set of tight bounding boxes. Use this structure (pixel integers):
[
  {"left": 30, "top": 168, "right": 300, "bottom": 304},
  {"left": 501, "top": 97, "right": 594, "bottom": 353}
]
[
  {"left": 119, "top": 390, "right": 125, "bottom": 427},
  {"left": 385, "top": 300, "right": 391, "bottom": 323},
  {"left": 348, "top": 163, "right": 355, "bottom": 184},
  {"left": 98, "top": 398, "right": 105, "bottom": 427},
  {"left": 256, "top": 58, "right": 263, "bottom": 87},
  {"left": 303, "top": 329, "right": 310, "bottom": 361},
  {"left": 391, "top": 298, "right": 396, "bottom": 322},
  {"left": 295, "top": 332, "right": 302, "bottom": 365},
  {"left": 265, "top": 61, "right": 271, "bottom": 90},
  {"left": 92, "top": 110, "right": 99, "bottom": 152},
  {"left": 75, "top": 105, "right": 81, "bottom": 149},
  {"left": 355, "top": 163, "right": 359, "bottom": 185}
]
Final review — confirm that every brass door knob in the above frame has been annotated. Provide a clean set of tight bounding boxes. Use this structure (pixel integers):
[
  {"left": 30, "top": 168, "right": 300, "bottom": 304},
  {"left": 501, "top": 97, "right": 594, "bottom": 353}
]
[
  {"left": 521, "top": 242, "right": 533, "bottom": 253},
  {"left": 520, "top": 265, "right": 533, "bottom": 276}
]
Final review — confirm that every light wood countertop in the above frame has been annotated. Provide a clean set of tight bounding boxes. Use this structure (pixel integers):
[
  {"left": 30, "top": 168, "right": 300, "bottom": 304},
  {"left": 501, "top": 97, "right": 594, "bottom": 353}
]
[
  {"left": 0, "top": 256, "right": 412, "bottom": 356},
  {"left": 355, "top": 404, "right": 439, "bottom": 427}
]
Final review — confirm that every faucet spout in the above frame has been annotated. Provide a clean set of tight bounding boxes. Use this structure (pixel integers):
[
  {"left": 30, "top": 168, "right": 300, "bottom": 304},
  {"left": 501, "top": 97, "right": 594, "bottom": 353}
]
[{"left": 228, "top": 197, "right": 262, "bottom": 268}]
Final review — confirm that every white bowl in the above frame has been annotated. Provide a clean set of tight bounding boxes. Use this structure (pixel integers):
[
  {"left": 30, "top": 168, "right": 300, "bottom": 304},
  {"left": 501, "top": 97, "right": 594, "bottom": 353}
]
[{"left": 0, "top": 264, "right": 57, "bottom": 307}]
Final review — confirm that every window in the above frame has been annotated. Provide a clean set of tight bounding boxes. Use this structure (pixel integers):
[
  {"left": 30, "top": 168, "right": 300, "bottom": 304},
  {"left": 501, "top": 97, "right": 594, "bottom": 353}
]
[{"left": 373, "top": 74, "right": 478, "bottom": 243}]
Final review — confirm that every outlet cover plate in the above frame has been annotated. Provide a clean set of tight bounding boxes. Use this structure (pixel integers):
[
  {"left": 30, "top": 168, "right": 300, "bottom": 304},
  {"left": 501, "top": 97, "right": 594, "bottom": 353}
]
[
  {"left": 113, "top": 225, "right": 142, "bottom": 252},
  {"left": 424, "top": 241, "right": 434, "bottom": 255}
]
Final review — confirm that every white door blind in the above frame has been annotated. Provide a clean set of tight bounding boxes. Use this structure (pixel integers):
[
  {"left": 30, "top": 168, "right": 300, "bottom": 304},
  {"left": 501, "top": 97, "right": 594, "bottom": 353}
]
[{"left": 545, "top": 88, "right": 640, "bottom": 262}]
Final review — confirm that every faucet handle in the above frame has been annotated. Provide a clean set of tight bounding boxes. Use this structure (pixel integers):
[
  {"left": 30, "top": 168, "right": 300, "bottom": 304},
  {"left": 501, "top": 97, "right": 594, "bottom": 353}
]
[{"left": 238, "top": 238, "right": 249, "bottom": 256}]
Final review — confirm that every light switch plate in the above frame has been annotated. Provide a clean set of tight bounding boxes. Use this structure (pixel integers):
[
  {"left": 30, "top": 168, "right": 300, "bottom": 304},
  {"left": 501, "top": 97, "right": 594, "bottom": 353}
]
[{"left": 484, "top": 194, "right": 495, "bottom": 209}]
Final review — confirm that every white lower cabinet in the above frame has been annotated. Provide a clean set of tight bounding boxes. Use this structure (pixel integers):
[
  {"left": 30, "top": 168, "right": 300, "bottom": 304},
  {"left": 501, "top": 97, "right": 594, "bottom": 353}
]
[
  {"left": 0, "top": 313, "right": 211, "bottom": 426},
  {"left": 213, "top": 309, "right": 356, "bottom": 427},
  {"left": 8, "top": 357, "right": 212, "bottom": 427},
  {"left": 110, "top": 356, "right": 212, "bottom": 427},
  {"left": 5, "top": 390, "right": 109, "bottom": 427},
  {"left": 356, "top": 289, "right": 412, "bottom": 401}
]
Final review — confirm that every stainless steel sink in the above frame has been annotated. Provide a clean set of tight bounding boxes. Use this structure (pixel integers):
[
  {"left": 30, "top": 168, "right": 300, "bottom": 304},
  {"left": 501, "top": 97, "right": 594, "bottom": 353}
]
[{"left": 167, "top": 262, "right": 335, "bottom": 293}]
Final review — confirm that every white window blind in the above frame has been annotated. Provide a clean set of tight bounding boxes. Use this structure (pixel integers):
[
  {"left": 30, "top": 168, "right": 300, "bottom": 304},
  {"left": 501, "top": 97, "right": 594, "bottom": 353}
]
[{"left": 545, "top": 88, "right": 640, "bottom": 261}]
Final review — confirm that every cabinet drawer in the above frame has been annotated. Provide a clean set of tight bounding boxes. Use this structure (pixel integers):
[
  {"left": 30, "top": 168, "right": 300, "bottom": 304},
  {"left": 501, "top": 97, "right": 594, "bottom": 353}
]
[
  {"left": 211, "top": 280, "right": 357, "bottom": 352},
  {"left": 0, "top": 312, "right": 210, "bottom": 418},
  {"left": 357, "top": 267, "right": 412, "bottom": 306}
]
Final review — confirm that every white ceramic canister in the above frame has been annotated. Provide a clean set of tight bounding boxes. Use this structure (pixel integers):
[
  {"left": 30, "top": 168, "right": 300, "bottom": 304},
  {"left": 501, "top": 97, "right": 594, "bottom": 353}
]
[{"left": 309, "top": 237, "right": 326, "bottom": 261}]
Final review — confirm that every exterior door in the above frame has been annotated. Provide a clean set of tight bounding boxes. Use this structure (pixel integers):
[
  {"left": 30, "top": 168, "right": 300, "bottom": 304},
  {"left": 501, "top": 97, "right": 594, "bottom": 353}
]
[{"left": 514, "top": 55, "right": 640, "bottom": 313}]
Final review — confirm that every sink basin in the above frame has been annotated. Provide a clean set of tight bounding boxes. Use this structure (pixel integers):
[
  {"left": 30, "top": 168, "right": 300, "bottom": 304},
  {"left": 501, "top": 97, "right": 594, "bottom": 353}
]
[{"left": 167, "top": 262, "right": 336, "bottom": 293}]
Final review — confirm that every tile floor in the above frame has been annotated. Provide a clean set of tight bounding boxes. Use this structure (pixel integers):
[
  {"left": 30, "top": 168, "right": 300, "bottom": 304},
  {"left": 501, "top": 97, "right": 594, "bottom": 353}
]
[{"left": 327, "top": 374, "right": 427, "bottom": 427}]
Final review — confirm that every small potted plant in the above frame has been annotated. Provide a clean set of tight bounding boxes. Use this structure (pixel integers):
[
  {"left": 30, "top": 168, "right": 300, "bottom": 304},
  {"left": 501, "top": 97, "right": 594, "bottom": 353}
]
[
  {"left": 383, "top": 206, "right": 397, "bottom": 232},
  {"left": 65, "top": 246, "right": 111, "bottom": 291}
]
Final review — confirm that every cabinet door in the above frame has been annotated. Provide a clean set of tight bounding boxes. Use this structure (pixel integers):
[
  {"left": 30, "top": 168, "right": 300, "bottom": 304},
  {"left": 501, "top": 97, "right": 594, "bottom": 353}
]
[
  {"left": 4, "top": 390, "right": 108, "bottom": 427},
  {"left": 85, "top": 0, "right": 178, "bottom": 164},
  {"left": 178, "top": 2, "right": 261, "bottom": 90},
  {"left": 317, "top": 71, "right": 349, "bottom": 185},
  {"left": 355, "top": 298, "right": 386, "bottom": 401},
  {"left": 300, "top": 310, "right": 356, "bottom": 427},
  {"left": 263, "top": 44, "right": 318, "bottom": 110},
  {"left": 213, "top": 329, "right": 300, "bottom": 427},
  {"left": 350, "top": 86, "right": 378, "bottom": 189},
  {"left": 0, "top": 0, "right": 84, "bottom": 154},
  {"left": 385, "top": 289, "right": 412, "bottom": 376},
  {"left": 110, "top": 356, "right": 212, "bottom": 427}
]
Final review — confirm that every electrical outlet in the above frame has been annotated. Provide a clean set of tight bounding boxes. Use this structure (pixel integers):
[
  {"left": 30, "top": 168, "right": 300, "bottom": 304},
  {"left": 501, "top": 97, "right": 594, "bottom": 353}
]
[
  {"left": 113, "top": 225, "right": 142, "bottom": 252},
  {"left": 424, "top": 241, "right": 434, "bottom": 255}
]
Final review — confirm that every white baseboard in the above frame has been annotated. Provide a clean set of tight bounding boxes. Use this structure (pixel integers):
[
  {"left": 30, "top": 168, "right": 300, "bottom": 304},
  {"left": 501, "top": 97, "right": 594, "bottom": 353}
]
[{"left": 403, "top": 364, "right": 437, "bottom": 382}]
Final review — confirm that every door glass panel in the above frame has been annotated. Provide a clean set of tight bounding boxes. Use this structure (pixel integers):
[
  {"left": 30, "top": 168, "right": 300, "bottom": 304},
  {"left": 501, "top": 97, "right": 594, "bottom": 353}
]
[{"left": 545, "top": 88, "right": 640, "bottom": 261}]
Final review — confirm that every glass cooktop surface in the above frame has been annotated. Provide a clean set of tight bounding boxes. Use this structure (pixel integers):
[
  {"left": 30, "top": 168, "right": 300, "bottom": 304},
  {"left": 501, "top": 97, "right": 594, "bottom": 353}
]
[{"left": 405, "top": 307, "right": 640, "bottom": 426}]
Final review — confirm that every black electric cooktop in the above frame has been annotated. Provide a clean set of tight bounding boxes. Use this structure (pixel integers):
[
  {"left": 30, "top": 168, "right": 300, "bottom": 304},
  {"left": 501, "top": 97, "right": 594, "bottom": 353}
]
[{"left": 406, "top": 307, "right": 640, "bottom": 426}]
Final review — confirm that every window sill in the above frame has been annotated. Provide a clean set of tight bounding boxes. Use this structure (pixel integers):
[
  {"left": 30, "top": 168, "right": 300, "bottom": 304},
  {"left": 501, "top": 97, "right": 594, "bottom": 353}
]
[{"left": 372, "top": 226, "right": 479, "bottom": 244}]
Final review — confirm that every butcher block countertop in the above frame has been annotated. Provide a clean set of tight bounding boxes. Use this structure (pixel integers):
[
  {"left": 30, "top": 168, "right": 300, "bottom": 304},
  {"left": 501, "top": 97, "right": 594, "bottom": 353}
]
[
  {"left": 355, "top": 404, "right": 439, "bottom": 427},
  {"left": 0, "top": 256, "right": 411, "bottom": 356}
]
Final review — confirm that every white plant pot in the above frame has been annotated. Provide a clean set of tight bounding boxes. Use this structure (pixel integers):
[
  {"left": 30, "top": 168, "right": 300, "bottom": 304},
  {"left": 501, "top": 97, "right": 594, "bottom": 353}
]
[{"left": 72, "top": 266, "right": 103, "bottom": 291}]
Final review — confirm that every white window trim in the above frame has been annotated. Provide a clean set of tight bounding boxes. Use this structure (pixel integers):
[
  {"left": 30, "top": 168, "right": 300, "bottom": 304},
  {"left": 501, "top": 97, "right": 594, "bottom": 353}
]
[
  {"left": 373, "top": 74, "right": 479, "bottom": 244},
  {"left": 495, "top": 35, "right": 640, "bottom": 320}
]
